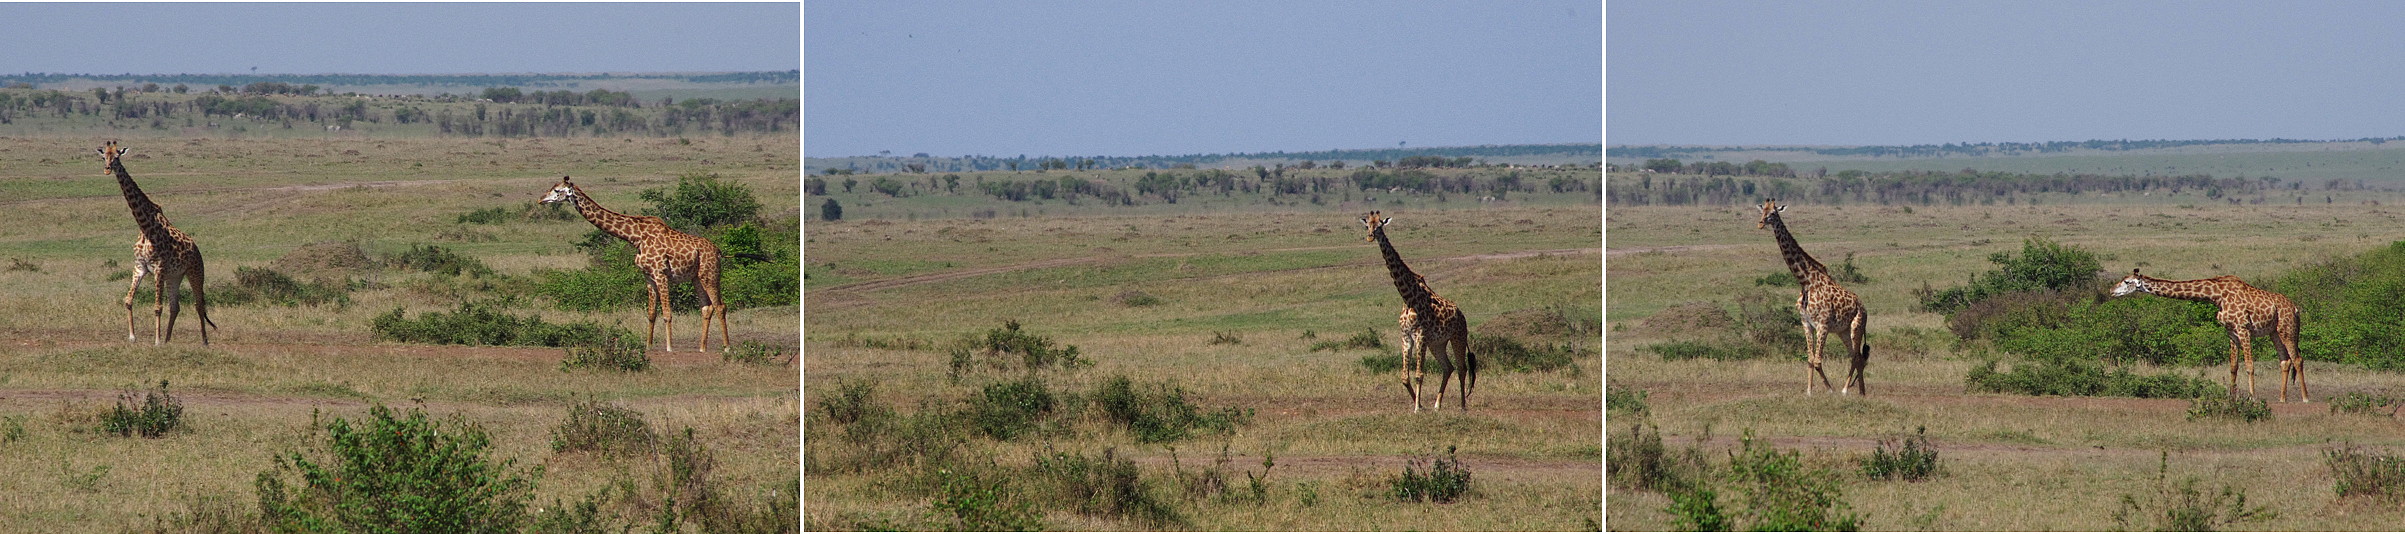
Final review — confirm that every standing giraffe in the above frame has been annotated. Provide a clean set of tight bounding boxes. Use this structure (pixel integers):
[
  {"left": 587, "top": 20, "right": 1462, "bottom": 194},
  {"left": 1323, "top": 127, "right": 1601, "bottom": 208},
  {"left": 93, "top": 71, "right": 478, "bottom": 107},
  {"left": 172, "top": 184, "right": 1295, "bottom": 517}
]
[
  {"left": 1756, "top": 199, "right": 1867, "bottom": 395},
  {"left": 99, "top": 141, "right": 217, "bottom": 345},
  {"left": 1362, "top": 211, "right": 1476, "bottom": 411},
  {"left": 2111, "top": 268, "right": 2307, "bottom": 402},
  {"left": 541, "top": 176, "right": 730, "bottom": 352}
]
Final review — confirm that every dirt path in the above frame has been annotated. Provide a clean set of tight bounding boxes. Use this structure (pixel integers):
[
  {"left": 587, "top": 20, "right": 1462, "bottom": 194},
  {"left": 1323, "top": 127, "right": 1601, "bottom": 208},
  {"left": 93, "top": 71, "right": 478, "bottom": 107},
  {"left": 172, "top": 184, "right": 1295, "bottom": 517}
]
[{"left": 815, "top": 247, "right": 1600, "bottom": 296}]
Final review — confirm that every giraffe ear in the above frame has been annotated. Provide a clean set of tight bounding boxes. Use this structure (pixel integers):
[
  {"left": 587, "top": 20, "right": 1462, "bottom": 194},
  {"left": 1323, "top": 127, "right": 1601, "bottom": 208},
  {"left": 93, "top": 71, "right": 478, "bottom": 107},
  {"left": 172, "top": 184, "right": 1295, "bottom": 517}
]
[
  {"left": 1773, "top": 204, "right": 1786, "bottom": 214},
  {"left": 1382, "top": 217, "right": 1394, "bottom": 225}
]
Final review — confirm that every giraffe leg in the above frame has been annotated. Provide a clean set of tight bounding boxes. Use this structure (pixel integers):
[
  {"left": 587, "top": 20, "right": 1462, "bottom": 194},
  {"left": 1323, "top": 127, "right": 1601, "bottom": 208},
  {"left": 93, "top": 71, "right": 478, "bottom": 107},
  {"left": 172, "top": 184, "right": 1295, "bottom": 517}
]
[
  {"left": 642, "top": 275, "right": 662, "bottom": 352},
  {"left": 701, "top": 264, "right": 726, "bottom": 352},
  {"left": 1843, "top": 314, "right": 1868, "bottom": 395},
  {"left": 190, "top": 266, "right": 212, "bottom": 346},
  {"left": 2225, "top": 332, "right": 2243, "bottom": 398},
  {"left": 1433, "top": 334, "right": 1453, "bottom": 411},
  {"left": 162, "top": 274, "right": 184, "bottom": 345},
  {"left": 122, "top": 263, "right": 149, "bottom": 343},
  {"left": 151, "top": 273, "right": 169, "bottom": 346},
  {"left": 1454, "top": 333, "right": 1473, "bottom": 411},
  {"left": 658, "top": 280, "right": 675, "bottom": 353},
  {"left": 2240, "top": 333, "right": 2257, "bottom": 399}
]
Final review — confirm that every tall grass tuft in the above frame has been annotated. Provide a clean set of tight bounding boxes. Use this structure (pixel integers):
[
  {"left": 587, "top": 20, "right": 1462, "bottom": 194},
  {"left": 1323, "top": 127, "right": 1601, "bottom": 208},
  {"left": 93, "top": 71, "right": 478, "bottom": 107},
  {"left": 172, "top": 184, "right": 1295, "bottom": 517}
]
[
  {"left": 1091, "top": 376, "right": 1250, "bottom": 443},
  {"left": 1860, "top": 426, "right": 1941, "bottom": 481},
  {"left": 2186, "top": 392, "right": 2273, "bottom": 422},
  {"left": 548, "top": 399, "right": 656, "bottom": 456},
  {"left": 2112, "top": 451, "right": 2276, "bottom": 531},
  {"left": 1389, "top": 445, "right": 1473, "bottom": 503},
  {"left": 2325, "top": 443, "right": 2405, "bottom": 501},
  {"left": 102, "top": 380, "right": 183, "bottom": 438}
]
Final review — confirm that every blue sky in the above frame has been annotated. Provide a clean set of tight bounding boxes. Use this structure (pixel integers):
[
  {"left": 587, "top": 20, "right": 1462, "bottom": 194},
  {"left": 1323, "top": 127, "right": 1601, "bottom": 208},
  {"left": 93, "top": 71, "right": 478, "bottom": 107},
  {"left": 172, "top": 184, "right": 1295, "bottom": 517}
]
[
  {"left": 1609, "top": 1, "right": 2405, "bottom": 147},
  {"left": 804, "top": 1, "right": 1601, "bottom": 158},
  {"left": 0, "top": 3, "right": 797, "bottom": 74}
]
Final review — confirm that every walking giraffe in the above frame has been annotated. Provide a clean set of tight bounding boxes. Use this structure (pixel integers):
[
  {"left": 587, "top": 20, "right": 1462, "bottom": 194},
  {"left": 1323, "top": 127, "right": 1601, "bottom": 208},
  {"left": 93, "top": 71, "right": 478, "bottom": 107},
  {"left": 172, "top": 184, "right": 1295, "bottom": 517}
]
[
  {"left": 541, "top": 176, "right": 731, "bottom": 352},
  {"left": 1756, "top": 199, "right": 1867, "bottom": 395},
  {"left": 99, "top": 141, "right": 217, "bottom": 345},
  {"left": 1362, "top": 211, "right": 1476, "bottom": 411},
  {"left": 2111, "top": 268, "right": 2307, "bottom": 402}
]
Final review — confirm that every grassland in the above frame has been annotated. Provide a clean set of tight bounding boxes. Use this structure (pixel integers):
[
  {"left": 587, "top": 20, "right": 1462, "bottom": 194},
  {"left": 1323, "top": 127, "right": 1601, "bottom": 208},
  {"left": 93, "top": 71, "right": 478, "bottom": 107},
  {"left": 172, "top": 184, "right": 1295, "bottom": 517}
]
[
  {"left": 1605, "top": 180, "right": 2405, "bottom": 530},
  {"left": 803, "top": 170, "right": 1603, "bottom": 530},
  {"left": 0, "top": 134, "right": 798, "bottom": 530}
]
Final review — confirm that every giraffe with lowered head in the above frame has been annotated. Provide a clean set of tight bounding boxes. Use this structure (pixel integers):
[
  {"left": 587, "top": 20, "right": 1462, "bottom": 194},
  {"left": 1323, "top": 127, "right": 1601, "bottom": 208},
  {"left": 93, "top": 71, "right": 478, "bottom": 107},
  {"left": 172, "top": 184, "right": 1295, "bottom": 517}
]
[
  {"left": 2111, "top": 268, "right": 2307, "bottom": 402},
  {"left": 99, "top": 141, "right": 218, "bottom": 345},
  {"left": 1363, "top": 211, "right": 1476, "bottom": 411},
  {"left": 542, "top": 176, "right": 730, "bottom": 352},
  {"left": 1756, "top": 199, "right": 1867, "bottom": 395}
]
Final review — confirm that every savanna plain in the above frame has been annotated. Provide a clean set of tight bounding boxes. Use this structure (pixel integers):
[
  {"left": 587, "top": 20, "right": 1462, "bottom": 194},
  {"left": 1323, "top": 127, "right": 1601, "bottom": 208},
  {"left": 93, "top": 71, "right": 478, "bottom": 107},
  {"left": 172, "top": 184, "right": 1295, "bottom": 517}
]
[
  {"left": 0, "top": 132, "right": 800, "bottom": 531},
  {"left": 803, "top": 164, "right": 1604, "bottom": 530},
  {"left": 1607, "top": 167, "right": 2405, "bottom": 530}
]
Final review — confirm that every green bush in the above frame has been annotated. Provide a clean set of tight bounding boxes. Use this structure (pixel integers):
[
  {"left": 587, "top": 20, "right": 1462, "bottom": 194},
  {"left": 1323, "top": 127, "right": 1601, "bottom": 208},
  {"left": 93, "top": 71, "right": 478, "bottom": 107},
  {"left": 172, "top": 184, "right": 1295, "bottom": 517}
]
[
  {"left": 548, "top": 399, "right": 655, "bottom": 456},
  {"left": 1606, "top": 383, "right": 1649, "bottom": 416},
  {"left": 2328, "top": 391, "right": 2403, "bottom": 416},
  {"left": 723, "top": 340, "right": 787, "bottom": 366},
  {"left": 638, "top": 172, "right": 762, "bottom": 232},
  {"left": 2112, "top": 452, "right": 2276, "bottom": 531},
  {"left": 370, "top": 301, "right": 634, "bottom": 348},
  {"left": 2326, "top": 443, "right": 2405, "bottom": 501},
  {"left": 1917, "top": 237, "right": 2101, "bottom": 314},
  {"left": 968, "top": 378, "right": 1057, "bottom": 441},
  {"left": 559, "top": 333, "right": 650, "bottom": 372},
  {"left": 1860, "top": 426, "right": 1940, "bottom": 481},
  {"left": 1389, "top": 445, "right": 1472, "bottom": 503},
  {"left": 386, "top": 244, "right": 498, "bottom": 278},
  {"left": 1608, "top": 421, "right": 1706, "bottom": 493},
  {"left": 256, "top": 405, "right": 540, "bottom": 533},
  {"left": 536, "top": 222, "right": 797, "bottom": 312},
  {"left": 1358, "top": 351, "right": 1402, "bottom": 373},
  {"left": 1639, "top": 339, "right": 1767, "bottom": 361},
  {"left": 1470, "top": 332, "right": 1577, "bottom": 372},
  {"left": 1964, "top": 359, "right": 2217, "bottom": 399},
  {"left": 2277, "top": 241, "right": 2405, "bottom": 370},
  {"left": 1031, "top": 447, "right": 1181, "bottom": 526},
  {"left": 456, "top": 206, "right": 511, "bottom": 225},
  {"left": 102, "top": 380, "right": 183, "bottom": 438},
  {"left": 816, "top": 379, "right": 890, "bottom": 426},
  {"left": 960, "top": 319, "right": 1086, "bottom": 373},
  {"left": 2186, "top": 392, "right": 2273, "bottom": 422},
  {"left": 1091, "top": 376, "right": 1250, "bottom": 443},
  {"left": 1674, "top": 432, "right": 1862, "bottom": 532},
  {"left": 930, "top": 466, "right": 1044, "bottom": 531}
]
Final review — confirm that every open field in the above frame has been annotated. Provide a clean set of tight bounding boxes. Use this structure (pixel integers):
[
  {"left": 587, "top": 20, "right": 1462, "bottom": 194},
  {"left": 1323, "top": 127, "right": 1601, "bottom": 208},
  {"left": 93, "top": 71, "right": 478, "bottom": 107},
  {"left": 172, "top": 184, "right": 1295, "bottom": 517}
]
[
  {"left": 803, "top": 172, "right": 1603, "bottom": 530},
  {"left": 1605, "top": 192, "right": 2405, "bottom": 530},
  {"left": 0, "top": 134, "right": 798, "bottom": 530}
]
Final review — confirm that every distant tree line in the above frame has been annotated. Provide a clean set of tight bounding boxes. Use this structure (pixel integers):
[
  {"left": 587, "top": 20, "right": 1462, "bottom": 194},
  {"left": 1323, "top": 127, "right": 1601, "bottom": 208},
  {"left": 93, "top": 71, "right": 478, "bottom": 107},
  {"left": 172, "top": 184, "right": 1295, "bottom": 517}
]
[
  {"left": 804, "top": 167, "right": 1598, "bottom": 209},
  {"left": 1608, "top": 168, "right": 2369, "bottom": 207},
  {"left": 1634, "top": 158, "right": 1799, "bottom": 178},
  {"left": 807, "top": 143, "right": 1602, "bottom": 174},
  {"left": 1609, "top": 136, "right": 2405, "bottom": 160},
  {"left": 0, "top": 87, "right": 795, "bottom": 136}
]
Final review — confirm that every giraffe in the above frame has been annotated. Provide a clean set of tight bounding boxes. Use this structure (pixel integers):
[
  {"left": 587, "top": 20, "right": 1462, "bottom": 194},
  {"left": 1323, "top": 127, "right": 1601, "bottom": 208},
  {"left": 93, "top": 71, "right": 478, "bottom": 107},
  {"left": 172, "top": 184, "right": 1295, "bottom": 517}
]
[
  {"left": 541, "top": 176, "right": 730, "bottom": 352},
  {"left": 2111, "top": 268, "right": 2307, "bottom": 402},
  {"left": 1756, "top": 199, "right": 1867, "bottom": 395},
  {"left": 1362, "top": 211, "right": 1476, "bottom": 412},
  {"left": 98, "top": 141, "right": 217, "bottom": 345}
]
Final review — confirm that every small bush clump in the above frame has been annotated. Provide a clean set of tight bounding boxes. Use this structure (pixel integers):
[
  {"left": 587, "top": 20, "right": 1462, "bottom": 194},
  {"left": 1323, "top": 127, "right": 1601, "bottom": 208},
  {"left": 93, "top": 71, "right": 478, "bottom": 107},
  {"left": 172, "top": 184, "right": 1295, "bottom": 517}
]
[
  {"left": 456, "top": 206, "right": 511, "bottom": 225},
  {"left": 2186, "top": 392, "right": 2273, "bottom": 422},
  {"left": 102, "top": 380, "right": 183, "bottom": 438},
  {"left": 1032, "top": 447, "right": 1182, "bottom": 526},
  {"left": 1607, "top": 421, "right": 1706, "bottom": 492},
  {"left": 213, "top": 266, "right": 351, "bottom": 308},
  {"left": 1469, "top": 332, "right": 1577, "bottom": 373},
  {"left": 968, "top": 378, "right": 1057, "bottom": 441},
  {"left": 2328, "top": 391, "right": 2404, "bottom": 416},
  {"left": 1916, "top": 237, "right": 2101, "bottom": 314},
  {"left": 549, "top": 399, "right": 656, "bottom": 456},
  {"left": 1111, "top": 290, "right": 1162, "bottom": 307},
  {"left": 370, "top": 301, "right": 636, "bottom": 348},
  {"left": 1357, "top": 351, "right": 1402, "bottom": 373},
  {"left": 2112, "top": 452, "right": 2276, "bottom": 531},
  {"left": 256, "top": 405, "right": 540, "bottom": 532},
  {"left": 816, "top": 379, "right": 891, "bottom": 426},
  {"left": 722, "top": 340, "right": 788, "bottom": 366},
  {"left": 1606, "top": 383, "right": 1649, "bottom": 416},
  {"left": 1308, "top": 328, "right": 1387, "bottom": 352},
  {"left": 639, "top": 172, "right": 763, "bottom": 232},
  {"left": 385, "top": 244, "right": 498, "bottom": 278},
  {"left": 1964, "top": 359, "right": 2217, "bottom": 399},
  {"left": 1860, "top": 426, "right": 1941, "bottom": 481},
  {"left": 930, "top": 465, "right": 1044, "bottom": 531},
  {"left": 560, "top": 333, "right": 650, "bottom": 372},
  {"left": 1669, "top": 432, "right": 1861, "bottom": 532},
  {"left": 1389, "top": 445, "right": 1472, "bottom": 503},
  {"left": 1091, "top": 376, "right": 1250, "bottom": 443},
  {"left": 1207, "top": 331, "right": 1242, "bottom": 345},
  {"left": 958, "top": 319, "right": 1087, "bottom": 373},
  {"left": 2326, "top": 443, "right": 2405, "bottom": 501}
]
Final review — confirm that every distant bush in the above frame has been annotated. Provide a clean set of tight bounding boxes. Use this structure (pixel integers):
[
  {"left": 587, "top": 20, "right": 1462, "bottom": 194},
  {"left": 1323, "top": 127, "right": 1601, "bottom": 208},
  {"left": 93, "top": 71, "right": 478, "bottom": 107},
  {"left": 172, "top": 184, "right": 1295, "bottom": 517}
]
[
  {"left": 370, "top": 300, "right": 635, "bottom": 348},
  {"left": 213, "top": 266, "right": 351, "bottom": 308},
  {"left": 385, "top": 244, "right": 497, "bottom": 278},
  {"left": 2326, "top": 443, "right": 2405, "bottom": 501},
  {"left": 1860, "top": 426, "right": 1941, "bottom": 481},
  {"left": 2112, "top": 452, "right": 2276, "bottom": 531},
  {"left": 1964, "top": 359, "right": 2217, "bottom": 399},
  {"left": 560, "top": 333, "right": 650, "bottom": 372},
  {"left": 1091, "top": 376, "right": 1250, "bottom": 443},
  {"left": 957, "top": 319, "right": 1087, "bottom": 373},
  {"left": 1357, "top": 351, "right": 1402, "bottom": 373},
  {"left": 2328, "top": 391, "right": 2404, "bottom": 416},
  {"left": 1389, "top": 445, "right": 1472, "bottom": 503},
  {"left": 722, "top": 340, "right": 787, "bottom": 366},
  {"left": 1111, "top": 290, "right": 1162, "bottom": 307},
  {"left": 1309, "top": 328, "right": 1384, "bottom": 352},
  {"left": 639, "top": 173, "right": 761, "bottom": 232},
  {"left": 1469, "top": 332, "right": 1577, "bottom": 373},
  {"left": 1606, "top": 383, "right": 1649, "bottom": 416},
  {"left": 549, "top": 399, "right": 655, "bottom": 456},
  {"left": 1207, "top": 331, "right": 1241, "bottom": 345},
  {"left": 456, "top": 206, "right": 511, "bottom": 225},
  {"left": 256, "top": 405, "right": 539, "bottom": 532},
  {"left": 2186, "top": 392, "right": 2273, "bottom": 422},
  {"left": 1608, "top": 421, "right": 1705, "bottom": 492},
  {"left": 1031, "top": 447, "right": 1181, "bottom": 526},
  {"left": 1916, "top": 237, "right": 2101, "bottom": 315},
  {"left": 817, "top": 380, "right": 891, "bottom": 426},
  {"left": 1638, "top": 291, "right": 1802, "bottom": 362},
  {"left": 967, "top": 378, "right": 1057, "bottom": 441},
  {"left": 102, "top": 380, "right": 183, "bottom": 438}
]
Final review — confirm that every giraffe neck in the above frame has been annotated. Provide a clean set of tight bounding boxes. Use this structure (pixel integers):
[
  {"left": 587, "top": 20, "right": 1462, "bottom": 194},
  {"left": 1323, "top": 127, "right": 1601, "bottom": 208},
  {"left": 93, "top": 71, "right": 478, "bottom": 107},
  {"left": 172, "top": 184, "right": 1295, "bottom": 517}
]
[
  {"left": 2140, "top": 277, "right": 2228, "bottom": 304},
  {"left": 110, "top": 161, "right": 176, "bottom": 243},
  {"left": 568, "top": 188, "right": 652, "bottom": 245},
  {"left": 1764, "top": 214, "right": 1830, "bottom": 283},
  {"left": 1372, "top": 229, "right": 1441, "bottom": 314}
]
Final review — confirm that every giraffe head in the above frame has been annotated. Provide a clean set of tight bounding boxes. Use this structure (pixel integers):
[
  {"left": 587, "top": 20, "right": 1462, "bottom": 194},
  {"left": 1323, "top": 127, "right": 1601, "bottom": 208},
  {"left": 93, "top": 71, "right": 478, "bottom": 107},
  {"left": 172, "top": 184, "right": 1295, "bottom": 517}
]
[
  {"left": 540, "top": 176, "right": 582, "bottom": 205},
  {"left": 96, "top": 141, "right": 129, "bottom": 175},
  {"left": 1359, "top": 211, "right": 1393, "bottom": 243},
  {"left": 1756, "top": 199, "right": 1786, "bottom": 229},
  {"left": 2111, "top": 268, "right": 2152, "bottom": 297}
]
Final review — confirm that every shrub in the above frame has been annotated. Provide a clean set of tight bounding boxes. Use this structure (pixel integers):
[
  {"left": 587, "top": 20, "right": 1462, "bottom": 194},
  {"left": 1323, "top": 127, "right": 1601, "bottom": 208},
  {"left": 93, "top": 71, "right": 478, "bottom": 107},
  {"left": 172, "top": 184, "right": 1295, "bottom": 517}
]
[
  {"left": 214, "top": 266, "right": 351, "bottom": 308},
  {"left": 1964, "top": 359, "right": 2217, "bottom": 399},
  {"left": 2326, "top": 443, "right": 2405, "bottom": 501},
  {"left": 1688, "top": 432, "right": 1862, "bottom": 531},
  {"left": 1207, "top": 331, "right": 1241, "bottom": 345},
  {"left": 549, "top": 399, "right": 655, "bottom": 456},
  {"left": 1358, "top": 351, "right": 1402, "bottom": 373},
  {"left": 1032, "top": 447, "right": 1181, "bottom": 526},
  {"left": 456, "top": 206, "right": 511, "bottom": 225},
  {"left": 1860, "top": 426, "right": 1940, "bottom": 481},
  {"left": 1917, "top": 237, "right": 2101, "bottom": 314},
  {"left": 816, "top": 379, "right": 890, "bottom": 426},
  {"left": 821, "top": 198, "right": 842, "bottom": 221},
  {"left": 256, "top": 405, "right": 540, "bottom": 532},
  {"left": 386, "top": 244, "right": 497, "bottom": 278},
  {"left": 1608, "top": 420, "right": 1707, "bottom": 492},
  {"left": 2328, "top": 391, "right": 2404, "bottom": 416},
  {"left": 2277, "top": 241, "right": 2405, "bottom": 371},
  {"left": 1310, "top": 328, "right": 1386, "bottom": 352},
  {"left": 639, "top": 172, "right": 761, "bottom": 232},
  {"left": 2186, "top": 392, "right": 2273, "bottom": 422},
  {"left": 1639, "top": 339, "right": 1765, "bottom": 361},
  {"left": 968, "top": 378, "right": 1057, "bottom": 441},
  {"left": 1389, "top": 445, "right": 1472, "bottom": 503},
  {"left": 722, "top": 340, "right": 787, "bottom": 366},
  {"left": 959, "top": 319, "right": 1086, "bottom": 373},
  {"left": 1470, "top": 332, "right": 1577, "bottom": 372},
  {"left": 1091, "top": 376, "right": 1250, "bottom": 443},
  {"left": 560, "top": 333, "right": 650, "bottom": 372},
  {"left": 930, "top": 465, "right": 1043, "bottom": 531},
  {"left": 1606, "top": 383, "right": 1649, "bottom": 416},
  {"left": 2112, "top": 452, "right": 2276, "bottom": 531},
  {"left": 102, "top": 380, "right": 183, "bottom": 438},
  {"left": 1111, "top": 290, "right": 1162, "bottom": 307},
  {"left": 370, "top": 301, "right": 636, "bottom": 348}
]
